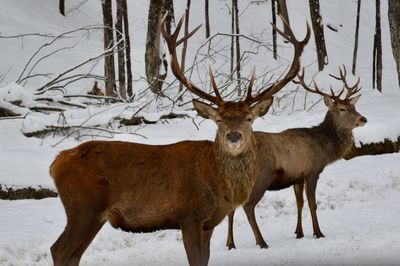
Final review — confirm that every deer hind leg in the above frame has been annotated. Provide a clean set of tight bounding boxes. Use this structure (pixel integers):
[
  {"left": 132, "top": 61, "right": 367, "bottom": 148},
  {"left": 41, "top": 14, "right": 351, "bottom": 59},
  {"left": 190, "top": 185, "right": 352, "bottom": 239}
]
[
  {"left": 226, "top": 210, "right": 236, "bottom": 250},
  {"left": 51, "top": 208, "right": 105, "bottom": 266},
  {"left": 201, "top": 228, "right": 214, "bottom": 266},
  {"left": 293, "top": 182, "right": 305, "bottom": 238},
  {"left": 305, "top": 178, "right": 325, "bottom": 238},
  {"left": 181, "top": 221, "right": 204, "bottom": 266}
]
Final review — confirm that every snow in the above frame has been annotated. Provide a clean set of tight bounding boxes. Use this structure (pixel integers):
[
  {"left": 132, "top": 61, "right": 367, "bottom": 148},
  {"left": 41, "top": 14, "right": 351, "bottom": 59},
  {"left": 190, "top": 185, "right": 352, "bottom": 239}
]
[{"left": 1, "top": 0, "right": 400, "bottom": 265}]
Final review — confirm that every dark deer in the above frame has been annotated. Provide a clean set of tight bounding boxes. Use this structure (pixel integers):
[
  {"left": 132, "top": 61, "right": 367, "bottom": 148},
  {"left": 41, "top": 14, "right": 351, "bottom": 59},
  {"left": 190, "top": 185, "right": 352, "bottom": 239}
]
[
  {"left": 226, "top": 66, "right": 367, "bottom": 249},
  {"left": 87, "top": 81, "right": 104, "bottom": 96},
  {"left": 49, "top": 15, "right": 309, "bottom": 266}
]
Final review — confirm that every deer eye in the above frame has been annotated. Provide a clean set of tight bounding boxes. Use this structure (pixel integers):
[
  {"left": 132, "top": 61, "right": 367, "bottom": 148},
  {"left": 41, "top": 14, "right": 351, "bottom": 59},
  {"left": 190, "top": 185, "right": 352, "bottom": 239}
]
[
  {"left": 339, "top": 108, "right": 346, "bottom": 112},
  {"left": 216, "top": 119, "right": 223, "bottom": 123},
  {"left": 246, "top": 117, "right": 252, "bottom": 122}
]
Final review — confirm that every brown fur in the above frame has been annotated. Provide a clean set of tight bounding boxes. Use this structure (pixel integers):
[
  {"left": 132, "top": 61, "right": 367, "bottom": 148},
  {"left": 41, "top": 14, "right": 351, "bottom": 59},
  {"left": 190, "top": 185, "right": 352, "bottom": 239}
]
[
  {"left": 226, "top": 95, "right": 367, "bottom": 249},
  {"left": 49, "top": 98, "right": 273, "bottom": 266},
  {"left": 87, "top": 81, "right": 104, "bottom": 96}
]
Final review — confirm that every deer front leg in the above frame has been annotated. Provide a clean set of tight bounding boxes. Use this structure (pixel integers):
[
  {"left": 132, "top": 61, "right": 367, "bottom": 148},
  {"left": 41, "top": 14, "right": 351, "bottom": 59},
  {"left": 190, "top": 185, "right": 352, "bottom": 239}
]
[
  {"left": 293, "top": 182, "right": 305, "bottom": 238},
  {"left": 243, "top": 202, "right": 269, "bottom": 249},
  {"left": 226, "top": 210, "right": 236, "bottom": 250},
  {"left": 201, "top": 228, "right": 214, "bottom": 265},
  {"left": 305, "top": 178, "right": 325, "bottom": 238},
  {"left": 181, "top": 221, "right": 204, "bottom": 266}
]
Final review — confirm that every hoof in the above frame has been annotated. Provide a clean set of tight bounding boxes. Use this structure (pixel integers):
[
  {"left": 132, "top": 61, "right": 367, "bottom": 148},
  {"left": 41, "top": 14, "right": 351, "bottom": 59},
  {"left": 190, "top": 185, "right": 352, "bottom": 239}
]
[
  {"left": 257, "top": 242, "right": 269, "bottom": 249},
  {"left": 226, "top": 243, "right": 236, "bottom": 250},
  {"left": 296, "top": 232, "right": 304, "bottom": 239},
  {"left": 314, "top": 232, "right": 325, "bottom": 239}
]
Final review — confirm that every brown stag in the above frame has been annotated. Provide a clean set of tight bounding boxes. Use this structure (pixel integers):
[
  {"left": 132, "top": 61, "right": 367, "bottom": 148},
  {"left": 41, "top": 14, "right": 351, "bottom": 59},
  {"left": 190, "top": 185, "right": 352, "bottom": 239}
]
[
  {"left": 49, "top": 15, "right": 310, "bottom": 266},
  {"left": 226, "top": 66, "right": 367, "bottom": 249}
]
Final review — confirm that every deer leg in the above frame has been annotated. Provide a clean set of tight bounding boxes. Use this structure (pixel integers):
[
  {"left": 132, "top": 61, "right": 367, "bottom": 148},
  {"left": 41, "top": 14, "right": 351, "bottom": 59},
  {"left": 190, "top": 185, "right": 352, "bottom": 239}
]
[
  {"left": 181, "top": 221, "right": 204, "bottom": 266},
  {"left": 67, "top": 220, "right": 105, "bottom": 266},
  {"left": 51, "top": 214, "right": 104, "bottom": 266},
  {"left": 201, "top": 228, "right": 214, "bottom": 265},
  {"left": 226, "top": 210, "right": 236, "bottom": 250},
  {"left": 305, "top": 178, "right": 325, "bottom": 238},
  {"left": 242, "top": 180, "right": 270, "bottom": 249},
  {"left": 294, "top": 182, "right": 305, "bottom": 238},
  {"left": 243, "top": 202, "right": 269, "bottom": 249}
]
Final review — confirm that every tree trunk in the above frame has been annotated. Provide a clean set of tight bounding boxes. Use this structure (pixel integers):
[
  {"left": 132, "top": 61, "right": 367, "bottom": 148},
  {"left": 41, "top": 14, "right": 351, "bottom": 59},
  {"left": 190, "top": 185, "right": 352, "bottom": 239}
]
[
  {"left": 308, "top": 0, "right": 328, "bottom": 71},
  {"left": 388, "top": 0, "right": 400, "bottom": 88},
  {"left": 59, "top": 0, "right": 65, "bottom": 16},
  {"left": 277, "top": 0, "right": 290, "bottom": 34},
  {"left": 121, "top": 0, "right": 133, "bottom": 98},
  {"left": 233, "top": 0, "right": 241, "bottom": 95},
  {"left": 115, "top": 0, "right": 126, "bottom": 99},
  {"left": 102, "top": 0, "right": 117, "bottom": 97},
  {"left": 179, "top": 0, "right": 191, "bottom": 92},
  {"left": 271, "top": 0, "right": 278, "bottom": 60},
  {"left": 205, "top": 0, "right": 210, "bottom": 38},
  {"left": 352, "top": 0, "right": 361, "bottom": 75},
  {"left": 373, "top": 0, "right": 382, "bottom": 92},
  {"left": 164, "top": 0, "right": 175, "bottom": 34},
  {"left": 230, "top": 2, "right": 234, "bottom": 78},
  {"left": 145, "top": 0, "right": 167, "bottom": 95}
]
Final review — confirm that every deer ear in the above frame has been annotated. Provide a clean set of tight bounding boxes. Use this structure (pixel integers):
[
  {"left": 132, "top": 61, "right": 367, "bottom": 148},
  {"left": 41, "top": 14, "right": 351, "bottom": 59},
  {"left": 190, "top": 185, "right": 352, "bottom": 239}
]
[
  {"left": 349, "top": 94, "right": 361, "bottom": 105},
  {"left": 193, "top": 99, "right": 218, "bottom": 120},
  {"left": 323, "top": 95, "right": 334, "bottom": 108},
  {"left": 251, "top": 97, "right": 273, "bottom": 118}
]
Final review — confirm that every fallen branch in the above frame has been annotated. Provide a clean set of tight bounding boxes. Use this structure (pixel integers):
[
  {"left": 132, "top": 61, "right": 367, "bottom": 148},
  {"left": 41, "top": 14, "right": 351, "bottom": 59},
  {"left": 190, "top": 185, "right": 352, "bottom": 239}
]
[{"left": 344, "top": 137, "right": 400, "bottom": 160}]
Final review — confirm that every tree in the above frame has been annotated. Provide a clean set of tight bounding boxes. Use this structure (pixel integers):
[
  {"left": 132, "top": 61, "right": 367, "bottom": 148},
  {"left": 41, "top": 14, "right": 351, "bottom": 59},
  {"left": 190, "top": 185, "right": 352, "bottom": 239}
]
[
  {"left": 121, "top": 0, "right": 133, "bottom": 98},
  {"left": 388, "top": 0, "right": 400, "bottom": 88},
  {"left": 115, "top": 0, "right": 126, "bottom": 99},
  {"left": 278, "top": 0, "right": 290, "bottom": 34},
  {"left": 179, "top": 0, "right": 191, "bottom": 92},
  {"left": 372, "top": 0, "right": 382, "bottom": 92},
  {"left": 145, "top": 0, "right": 167, "bottom": 95},
  {"left": 59, "top": 0, "right": 65, "bottom": 16},
  {"left": 352, "top": 0, "right": 361, "bottom": 75},
  {"left": 102, "top": 0, "right": 117, "bottom": 97},
  {"left": 231, "top": 0, "right": 241, "bottom": 95},
  {"left": 308, "top": 0, "right": 328, "bottom": 71},
  {"left": 271, "top": 0, "right": 278, "bottom": 60},
  {"left": 205, "top": 0, "right": 210, "bottom": 38}
]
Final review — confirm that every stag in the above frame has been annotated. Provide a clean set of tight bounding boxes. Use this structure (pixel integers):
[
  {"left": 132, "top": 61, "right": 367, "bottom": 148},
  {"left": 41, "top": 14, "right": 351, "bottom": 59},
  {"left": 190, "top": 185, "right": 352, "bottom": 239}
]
[
  {"left": 49, "top": 15, "right": 309, "bottom": 266},
  {"left": 226, "top": 66, "right": 367, "bottom": 250}
]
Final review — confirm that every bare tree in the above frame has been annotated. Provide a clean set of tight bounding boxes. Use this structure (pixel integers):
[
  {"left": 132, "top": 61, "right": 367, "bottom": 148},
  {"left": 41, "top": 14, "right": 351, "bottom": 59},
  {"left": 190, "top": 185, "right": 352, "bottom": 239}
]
[
  {"left": 352, "top": 0, "right": 361, "bottom": 75},
  {"left": 308, "top": 0, "right": 328, "bottom": 71},
  {"left": 232, "top": 0, "right": 241, "bottom": 95},
  {"left": 164, "top": 0, "right": 175, "bottom": 34},
  {"left": 59, "top": 0, "right": 65, "bottom": 16},
  {"left": 179, "top": 0, "right": 191, "bottom": 92},
  {"left": 102, "top": 0, "right": 117, "bottom": 97},
  {"left": 373, "top": 0, "right": 382, "bottom": 92},
  {"left": 388, "top": 0, "right": 400, "bottom": 88},
  {"left": 145, "top": 0, "right": 167, "bottom": 95},
  {"left": 205, "top": 0, "right": 210, "bottom": 38},
  {"left": 115, "top": 0, "right": 126, "bottom": 99},
  {"left": 277, "top": 0, "right": 290, "bottom": 34},
  {"left": 121, "top": 0, "right": 133, "bottom": 98},
  {"left": 271, "top": 0, "right": 278, "bottom": 60}
]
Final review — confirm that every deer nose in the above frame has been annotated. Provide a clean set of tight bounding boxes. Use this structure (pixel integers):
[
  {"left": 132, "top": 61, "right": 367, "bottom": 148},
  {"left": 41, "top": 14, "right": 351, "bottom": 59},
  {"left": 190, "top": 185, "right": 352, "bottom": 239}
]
[
  {"left": 360, "top": 116, "right": 367, "bottom": 123},
  {"left": 226, "top": 131, "right": 242, "bottom": 143}
]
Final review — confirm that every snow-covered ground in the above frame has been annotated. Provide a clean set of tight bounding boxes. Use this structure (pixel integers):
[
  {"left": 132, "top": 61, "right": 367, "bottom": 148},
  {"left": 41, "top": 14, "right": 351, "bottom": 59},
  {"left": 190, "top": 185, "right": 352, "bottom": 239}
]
[{"left": 1, "top": 0, "right": 400, "bottom": 265}]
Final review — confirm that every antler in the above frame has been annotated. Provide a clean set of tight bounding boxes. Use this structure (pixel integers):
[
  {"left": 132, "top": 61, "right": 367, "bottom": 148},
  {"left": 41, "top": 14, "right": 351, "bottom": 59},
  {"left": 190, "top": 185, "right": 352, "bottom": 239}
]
[
  {"left": 244, "top": 16, "right": 311, "bottom": 105},
  {"left": 329, "top": 65, "right": 361, "bottom": 100},
  {"left": 294, "top": 66, "right": 362, "bottom": 102},
  {"left": 161, "top": 14, "right": 223, "bottom": 105}
]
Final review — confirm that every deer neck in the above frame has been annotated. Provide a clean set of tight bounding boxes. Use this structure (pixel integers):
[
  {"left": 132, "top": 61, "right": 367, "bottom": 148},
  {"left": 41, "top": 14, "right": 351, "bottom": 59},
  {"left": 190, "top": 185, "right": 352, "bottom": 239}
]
[
  {"left": 319, "top": 112, "right": 354, "bottom": 157},
  {"left": 213, "top": 137, "right": 256, "bottom": 207}
]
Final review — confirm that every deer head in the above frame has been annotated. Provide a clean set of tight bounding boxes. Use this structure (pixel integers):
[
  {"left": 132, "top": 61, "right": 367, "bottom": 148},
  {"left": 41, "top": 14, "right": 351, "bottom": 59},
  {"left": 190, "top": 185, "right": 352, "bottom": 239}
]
[
  {"left": 295, "top": 65, "right": 367, "bottom": 130},
  {"left": 162, "top": 15, "right": 311, "bottom": 155}
]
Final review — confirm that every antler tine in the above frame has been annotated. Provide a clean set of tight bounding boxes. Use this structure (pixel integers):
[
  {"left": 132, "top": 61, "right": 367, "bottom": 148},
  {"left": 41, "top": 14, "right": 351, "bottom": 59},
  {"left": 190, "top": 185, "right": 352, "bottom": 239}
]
[
  {"left": 293, "top": 68, "right": 331, "bottom": 98},
  {"left": 161, "top": 14, "right": 222, "bottom": 105},
  {"left": 208, "top": 66, "right": 223, "bottom": 101},
  {"left": 329, "top": 65, "right": 361, "bottom": 99},
  {"left": 244, "top": 67, "right": 257, "bottom": 103},
  {"left": 248, "top": 19, "right": 311, "bottom": 104}
]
